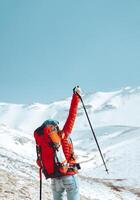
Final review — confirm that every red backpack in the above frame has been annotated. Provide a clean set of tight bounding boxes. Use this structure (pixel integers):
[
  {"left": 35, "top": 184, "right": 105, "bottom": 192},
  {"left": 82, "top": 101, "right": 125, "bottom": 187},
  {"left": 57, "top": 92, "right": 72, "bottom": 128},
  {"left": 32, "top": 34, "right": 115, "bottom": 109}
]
[
  {"left": 34, "top": 93, "right": 81, "bottom": 178},
  {"left": 34, "top": 121, "right": 69, "bottom": 179}
]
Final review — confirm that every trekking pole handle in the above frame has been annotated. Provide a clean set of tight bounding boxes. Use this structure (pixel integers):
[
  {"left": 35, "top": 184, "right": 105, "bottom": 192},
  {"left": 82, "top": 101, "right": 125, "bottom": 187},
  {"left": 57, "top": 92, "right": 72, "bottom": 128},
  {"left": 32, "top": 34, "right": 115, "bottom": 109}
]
[{"left": 77, "top": 93, "right": 109, "bottom": 174}]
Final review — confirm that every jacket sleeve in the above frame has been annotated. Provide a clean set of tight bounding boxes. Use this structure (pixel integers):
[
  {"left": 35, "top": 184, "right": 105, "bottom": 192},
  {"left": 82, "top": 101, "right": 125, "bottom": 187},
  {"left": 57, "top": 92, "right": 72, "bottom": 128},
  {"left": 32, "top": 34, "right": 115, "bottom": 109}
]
[{"left": 62, "top": 93, "right": 80, "bottom": 137}]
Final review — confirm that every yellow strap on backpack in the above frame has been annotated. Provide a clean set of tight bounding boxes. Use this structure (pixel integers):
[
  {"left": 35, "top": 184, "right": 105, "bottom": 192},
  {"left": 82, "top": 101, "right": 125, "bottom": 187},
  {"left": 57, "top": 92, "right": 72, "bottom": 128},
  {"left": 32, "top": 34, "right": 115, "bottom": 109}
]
[
  {"left": 49, "top": 127, "right": 69, "bottom": 174},
  {"left": 49, "top": 130, "right": 60, "bottom": 144}
]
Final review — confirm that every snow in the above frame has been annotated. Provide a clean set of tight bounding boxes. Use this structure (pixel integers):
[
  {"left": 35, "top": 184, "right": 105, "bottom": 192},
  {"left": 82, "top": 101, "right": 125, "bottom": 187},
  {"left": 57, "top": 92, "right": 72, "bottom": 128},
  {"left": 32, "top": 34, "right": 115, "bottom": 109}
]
[{"left": 0, "top": 86, "right": 140, "bottom": 199}]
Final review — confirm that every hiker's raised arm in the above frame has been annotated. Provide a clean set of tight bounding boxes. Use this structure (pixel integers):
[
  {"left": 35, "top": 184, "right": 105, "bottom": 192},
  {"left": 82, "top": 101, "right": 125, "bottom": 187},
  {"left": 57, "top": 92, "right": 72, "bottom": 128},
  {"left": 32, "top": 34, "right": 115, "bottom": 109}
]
[{"left": 62, "top": 86, "right": 81, "bottom": 137}]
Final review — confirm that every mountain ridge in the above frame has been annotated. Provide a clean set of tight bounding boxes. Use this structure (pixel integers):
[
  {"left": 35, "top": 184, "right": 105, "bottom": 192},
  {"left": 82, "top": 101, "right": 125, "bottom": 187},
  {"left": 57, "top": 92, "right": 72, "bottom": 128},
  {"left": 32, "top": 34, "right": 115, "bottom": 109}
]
[{"left": 0, "top": 86, "right": 140, "bottom": 200}]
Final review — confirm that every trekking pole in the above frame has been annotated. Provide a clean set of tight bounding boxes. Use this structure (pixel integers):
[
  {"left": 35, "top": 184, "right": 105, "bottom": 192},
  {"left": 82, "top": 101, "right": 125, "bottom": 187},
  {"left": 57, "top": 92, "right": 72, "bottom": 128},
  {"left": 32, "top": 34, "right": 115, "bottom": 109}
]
[
  {"left": 39, "top": 167, "right": 42, "bottom": 200},
  {"left": 77, "top": 93, "right": 109, "bottom": 174}
]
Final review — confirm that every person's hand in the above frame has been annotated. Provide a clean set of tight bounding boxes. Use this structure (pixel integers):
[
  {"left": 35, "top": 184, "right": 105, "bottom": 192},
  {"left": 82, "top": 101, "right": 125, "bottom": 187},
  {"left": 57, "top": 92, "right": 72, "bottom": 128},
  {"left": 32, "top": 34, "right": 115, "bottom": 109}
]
[{"left": 73, "top": 86, "right": 82, "bottom": 96}]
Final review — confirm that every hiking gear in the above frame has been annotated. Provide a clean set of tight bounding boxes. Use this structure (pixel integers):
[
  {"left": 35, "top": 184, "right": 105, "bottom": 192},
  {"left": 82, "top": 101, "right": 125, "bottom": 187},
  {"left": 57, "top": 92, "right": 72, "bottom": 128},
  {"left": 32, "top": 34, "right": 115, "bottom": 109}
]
[
  {"left": 51, "top": 174, "right": 80, "bottom": 200},
  {"left": 34, "top": 93, "right": 80, "bottom": 179},
  {"left": 34, "top": 124, "right": 69, "bottom": 179},
  {"left": 73, "top": 86, "right": 81, "bottom": 95},
  {"left": 49, "top": 128, "right": 68, "bottom": 174},
  {"left": 77, "top": 93, "right": 109, "bottom": 174},
  {"left": 39, "top": 167, "right": 42, "bottom": 200}
]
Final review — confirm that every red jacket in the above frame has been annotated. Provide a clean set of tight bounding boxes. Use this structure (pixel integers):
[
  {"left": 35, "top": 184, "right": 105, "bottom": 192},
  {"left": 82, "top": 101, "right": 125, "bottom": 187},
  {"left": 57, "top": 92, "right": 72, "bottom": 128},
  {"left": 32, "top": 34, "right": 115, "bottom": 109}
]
[{"left": 61, "top": 93, "right": 80, "bottom": 175}]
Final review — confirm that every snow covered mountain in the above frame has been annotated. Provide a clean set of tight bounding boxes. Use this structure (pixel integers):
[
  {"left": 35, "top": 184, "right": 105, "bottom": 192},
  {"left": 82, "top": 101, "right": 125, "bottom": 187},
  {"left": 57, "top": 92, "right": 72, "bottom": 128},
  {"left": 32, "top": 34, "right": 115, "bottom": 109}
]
[{"left": 0, "top": 86, "right": 140, "bottom": 200}]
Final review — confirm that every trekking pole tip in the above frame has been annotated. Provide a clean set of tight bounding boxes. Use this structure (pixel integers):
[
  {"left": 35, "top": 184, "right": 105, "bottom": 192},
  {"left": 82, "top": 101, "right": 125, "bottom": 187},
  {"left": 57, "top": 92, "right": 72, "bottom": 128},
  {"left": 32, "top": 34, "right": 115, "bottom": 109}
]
[{"left": 106, "top": 168, "right": 109, "bottom": 175}]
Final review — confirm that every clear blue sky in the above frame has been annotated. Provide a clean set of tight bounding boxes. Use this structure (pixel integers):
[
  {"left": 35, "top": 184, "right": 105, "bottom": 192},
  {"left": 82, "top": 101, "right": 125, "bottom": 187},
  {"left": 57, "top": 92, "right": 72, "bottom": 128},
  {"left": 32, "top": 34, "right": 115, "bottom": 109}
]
[{"left": 0, "top": 0, "right": 140, "bottom": 104}]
